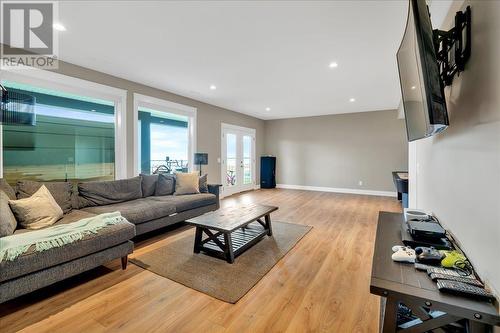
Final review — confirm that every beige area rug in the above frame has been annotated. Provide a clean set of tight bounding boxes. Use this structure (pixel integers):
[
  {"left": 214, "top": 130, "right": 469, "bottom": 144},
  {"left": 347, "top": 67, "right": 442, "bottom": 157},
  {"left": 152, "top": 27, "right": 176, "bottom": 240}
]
[{"left": 130, "top": 221, "right": 312, "bottom": 303}]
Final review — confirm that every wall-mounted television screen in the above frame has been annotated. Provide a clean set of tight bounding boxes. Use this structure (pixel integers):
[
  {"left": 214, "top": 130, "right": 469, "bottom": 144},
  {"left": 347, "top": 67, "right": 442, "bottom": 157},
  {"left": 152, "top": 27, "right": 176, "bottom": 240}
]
[{"left": 397, "top": 0, "right": 449, "bottom": 142}]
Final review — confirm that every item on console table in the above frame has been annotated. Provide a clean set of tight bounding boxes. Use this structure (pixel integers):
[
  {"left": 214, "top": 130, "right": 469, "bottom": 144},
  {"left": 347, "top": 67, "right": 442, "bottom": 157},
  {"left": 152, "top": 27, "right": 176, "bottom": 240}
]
[
  {"left": 401, "top": 219, "right": 452, "bottom": 250},
  {"left": 391, "top": 246, "right": 416, "bottom": 263},
  {"left": 441, "top": 250, "right": 468, "bottom": 268},
  {"left": 430, "top": 273, "right": 484, "bottom": 287},
  {"left": 415, "top": 246, "right": 444, "bottom": 264},
  {"left": 404, "top": 208, "right": 431, "bottom": 222},
  {"left": 408, "top": 220, "right": 446, "bottom": 240},
  {"left": 436, "top": 280, "right": 495, "bottom": 301}
]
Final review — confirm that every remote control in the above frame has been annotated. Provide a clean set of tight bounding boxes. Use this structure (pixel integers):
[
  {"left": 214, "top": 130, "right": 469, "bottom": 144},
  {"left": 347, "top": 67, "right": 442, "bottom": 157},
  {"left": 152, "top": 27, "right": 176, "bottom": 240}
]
[
  {"left": 427, "top": 267, "right": 474, "bottom": 279},
  {"left": 429, "top": 273, "right": 484, "bottom": 287},
  {"left": 414, "top": 263, "right": 435, "bottom": 271},
  {"left": 436, "top": 280, "right": 495, "bottom": 301}
]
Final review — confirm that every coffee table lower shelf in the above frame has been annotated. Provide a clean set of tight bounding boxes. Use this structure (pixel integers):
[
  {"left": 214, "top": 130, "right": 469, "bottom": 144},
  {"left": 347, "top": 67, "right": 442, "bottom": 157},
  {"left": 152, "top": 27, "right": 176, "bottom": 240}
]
[{"left": 194, "top": 223, "right": 271, "bottom": 263}]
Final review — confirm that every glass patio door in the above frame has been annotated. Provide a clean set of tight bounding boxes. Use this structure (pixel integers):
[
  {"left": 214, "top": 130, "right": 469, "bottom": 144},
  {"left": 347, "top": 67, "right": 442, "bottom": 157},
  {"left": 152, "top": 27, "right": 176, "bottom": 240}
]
[{"left": 221, "top": 124, "right": 255, "bottom": 196}]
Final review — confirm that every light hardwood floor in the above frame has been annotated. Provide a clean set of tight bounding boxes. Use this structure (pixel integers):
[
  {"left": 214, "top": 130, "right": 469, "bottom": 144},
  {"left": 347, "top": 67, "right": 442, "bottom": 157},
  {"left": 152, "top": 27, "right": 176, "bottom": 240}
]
[{"left": 0, "top": 189, "right": 402, "bottom": 333}]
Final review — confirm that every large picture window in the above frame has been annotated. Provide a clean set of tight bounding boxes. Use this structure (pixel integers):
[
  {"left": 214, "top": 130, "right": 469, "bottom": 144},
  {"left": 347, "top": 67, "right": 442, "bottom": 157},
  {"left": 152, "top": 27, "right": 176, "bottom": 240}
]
[
  {"left": 138, "top": 107, "right": 189, "bottom": 175},
  {"left": 133, "top": 93, "right": 196, "bottom": 176},
  {"left": 1, "top": 81, "right": 117, "bottom": 185}
]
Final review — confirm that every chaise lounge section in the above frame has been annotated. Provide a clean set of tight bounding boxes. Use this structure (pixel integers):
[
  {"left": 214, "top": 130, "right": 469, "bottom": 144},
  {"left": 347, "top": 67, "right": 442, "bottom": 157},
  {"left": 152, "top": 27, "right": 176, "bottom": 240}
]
[{"left": 0, "top": 175, "right": 220, "bottom": 303}]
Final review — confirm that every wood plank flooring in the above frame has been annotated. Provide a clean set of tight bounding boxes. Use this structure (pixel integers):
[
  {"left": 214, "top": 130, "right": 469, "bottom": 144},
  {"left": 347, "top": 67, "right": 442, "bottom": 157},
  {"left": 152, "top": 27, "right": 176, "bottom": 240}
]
[{"left": 0, "top": 189, "right": 402, "bottom": 333}]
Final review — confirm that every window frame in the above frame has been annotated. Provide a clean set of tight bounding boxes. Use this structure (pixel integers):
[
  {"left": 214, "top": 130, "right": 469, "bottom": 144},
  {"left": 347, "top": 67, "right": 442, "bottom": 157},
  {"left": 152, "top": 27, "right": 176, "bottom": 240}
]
[
  {"left": 0, "top": 67, "right": 128, "bottom": 179},
  {"left": 133, "top": 93, "right": 197, "bottom": 176}
]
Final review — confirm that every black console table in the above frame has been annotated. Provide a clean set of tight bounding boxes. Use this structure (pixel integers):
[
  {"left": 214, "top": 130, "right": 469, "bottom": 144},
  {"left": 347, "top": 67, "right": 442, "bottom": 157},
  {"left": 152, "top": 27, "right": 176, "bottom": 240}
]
[{"left": 370, "top": 212, "right": 500, "bottom": 332}]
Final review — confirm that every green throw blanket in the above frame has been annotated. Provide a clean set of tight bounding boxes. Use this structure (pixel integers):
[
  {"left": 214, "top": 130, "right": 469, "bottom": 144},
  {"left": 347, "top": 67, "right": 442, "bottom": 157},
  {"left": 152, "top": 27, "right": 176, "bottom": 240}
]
[{"left": 0, "top": 211, "right": 127, "bottom": 263}]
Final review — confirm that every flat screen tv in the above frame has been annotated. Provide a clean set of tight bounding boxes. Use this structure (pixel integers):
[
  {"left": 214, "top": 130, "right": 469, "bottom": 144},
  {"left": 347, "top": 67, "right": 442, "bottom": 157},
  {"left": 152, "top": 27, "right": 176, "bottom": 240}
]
[{"left": 397, "top": 0, "right": 449, "bottom": 142}]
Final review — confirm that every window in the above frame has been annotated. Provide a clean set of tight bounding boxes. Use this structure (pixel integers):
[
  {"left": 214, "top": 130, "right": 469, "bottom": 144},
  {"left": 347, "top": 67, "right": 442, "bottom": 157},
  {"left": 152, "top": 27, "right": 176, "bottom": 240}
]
[
  {"left": 1, "top": 81, "right": 118, "bottom": 185},
  {"left": 133, "top": 93, "right": 196, "bottom": 176},
  {"left": 138, "top": 107, "right": 189, "bottom": 175}
]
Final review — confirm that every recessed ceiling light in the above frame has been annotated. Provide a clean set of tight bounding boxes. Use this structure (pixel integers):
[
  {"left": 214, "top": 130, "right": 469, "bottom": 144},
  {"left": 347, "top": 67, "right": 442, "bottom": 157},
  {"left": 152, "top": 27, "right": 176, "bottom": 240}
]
[
  {"left": 349, "top": 98, "right": 356, "bottom": 102},
  {"left": 329, "top": 62, "right": 338, "bottom": 68},
  {"left": 209, "top": 85, "right": 217, "bottom": 90},
  {"left": 411, "top": 85, "right": 416, "bottom": 90},
  {"left": 90, "top": 109, "right": 96, "bottom": 112},
  {"left": 265, "top": 107, "right": 271, "bottom": 111},
  {"left": 53, "top": 23, "right": 66, "bottom": 31}
]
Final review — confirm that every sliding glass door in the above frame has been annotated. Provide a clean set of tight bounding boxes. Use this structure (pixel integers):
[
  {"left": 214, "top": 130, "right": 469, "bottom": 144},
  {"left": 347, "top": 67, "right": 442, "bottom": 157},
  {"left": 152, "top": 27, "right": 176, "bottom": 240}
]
[{"left": 221, "top": 124, "right": 255, "bottom": 196}]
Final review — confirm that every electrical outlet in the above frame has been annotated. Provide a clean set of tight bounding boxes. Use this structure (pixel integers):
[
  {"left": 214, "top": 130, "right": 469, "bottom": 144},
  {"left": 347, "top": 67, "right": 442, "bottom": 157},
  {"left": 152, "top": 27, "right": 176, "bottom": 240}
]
[{"left": 358, "top": 180, "right": 363, "bottom": 186}]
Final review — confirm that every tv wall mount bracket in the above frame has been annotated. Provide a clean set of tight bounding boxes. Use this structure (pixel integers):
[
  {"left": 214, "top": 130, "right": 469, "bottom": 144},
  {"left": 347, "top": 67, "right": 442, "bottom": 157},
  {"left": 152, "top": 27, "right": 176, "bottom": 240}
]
[{"left": 432, "top": 6, "right": 471, "bottom": 87}]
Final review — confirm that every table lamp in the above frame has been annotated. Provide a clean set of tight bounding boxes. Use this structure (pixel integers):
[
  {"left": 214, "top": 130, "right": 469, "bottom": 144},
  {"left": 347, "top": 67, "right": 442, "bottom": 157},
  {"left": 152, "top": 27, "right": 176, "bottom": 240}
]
[{"left": 194, "top": 153, "right": 208, "bottom": 176}]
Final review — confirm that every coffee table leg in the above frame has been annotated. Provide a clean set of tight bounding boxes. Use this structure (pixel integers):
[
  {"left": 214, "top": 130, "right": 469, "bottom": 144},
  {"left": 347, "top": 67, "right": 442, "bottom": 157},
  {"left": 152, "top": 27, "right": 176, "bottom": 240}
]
[
  {"left": 194, "top": 227, "right": 203, "bottom": 253},
  {"left": 224, "top": 233, "right": 235, "bottom": 263},
  {"left": 265, "top": 214, "right": 273, "bottom": 236}
]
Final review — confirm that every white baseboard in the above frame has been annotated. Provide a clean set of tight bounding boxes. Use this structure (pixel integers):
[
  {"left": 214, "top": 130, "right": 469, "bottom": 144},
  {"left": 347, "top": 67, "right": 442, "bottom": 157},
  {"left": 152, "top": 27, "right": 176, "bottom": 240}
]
[{"left": 276, "top": 184, "right": 397, "bottom": 197}]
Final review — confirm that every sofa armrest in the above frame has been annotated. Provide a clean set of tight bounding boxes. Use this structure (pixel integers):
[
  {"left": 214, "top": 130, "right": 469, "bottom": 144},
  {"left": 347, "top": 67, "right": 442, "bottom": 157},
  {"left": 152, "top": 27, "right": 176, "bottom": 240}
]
[{"left": 207, "top": 184, "right": 222, "bottom": 197}]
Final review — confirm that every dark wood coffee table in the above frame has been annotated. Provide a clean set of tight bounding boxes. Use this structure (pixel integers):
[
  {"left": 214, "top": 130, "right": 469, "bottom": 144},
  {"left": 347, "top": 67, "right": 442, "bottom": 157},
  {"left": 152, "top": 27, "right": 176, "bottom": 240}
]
[{"left": 185, "top": 204, "right": 278, "bottom": 263}]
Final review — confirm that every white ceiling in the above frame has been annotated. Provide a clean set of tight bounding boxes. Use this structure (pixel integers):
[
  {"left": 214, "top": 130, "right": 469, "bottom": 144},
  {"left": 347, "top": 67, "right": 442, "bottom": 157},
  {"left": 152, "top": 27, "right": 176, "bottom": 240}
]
[{"left": 57, "top": 1, "right": 408, "bottom": 120}]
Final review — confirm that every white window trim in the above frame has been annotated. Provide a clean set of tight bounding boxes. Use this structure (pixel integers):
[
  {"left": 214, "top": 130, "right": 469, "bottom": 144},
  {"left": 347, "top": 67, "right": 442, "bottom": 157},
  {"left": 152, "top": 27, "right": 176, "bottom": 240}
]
[
  {"left": 133, "top": 93, "right": 197, "bottom": 176},
  {"left": 0, "top": 66, "right": 128, "bottom": 179}
]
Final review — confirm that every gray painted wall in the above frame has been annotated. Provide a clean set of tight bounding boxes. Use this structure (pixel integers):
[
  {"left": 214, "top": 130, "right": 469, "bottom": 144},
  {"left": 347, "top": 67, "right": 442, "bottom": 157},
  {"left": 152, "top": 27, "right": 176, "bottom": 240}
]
[
  {"left": 48, "top": 61, "right": 265, "bottom": 185},
  {"left": 412, "top": 0, "right": 500, "bottom": 295},
  {"left": 264, "top": 110, "right": 408, "bottom": 192}
]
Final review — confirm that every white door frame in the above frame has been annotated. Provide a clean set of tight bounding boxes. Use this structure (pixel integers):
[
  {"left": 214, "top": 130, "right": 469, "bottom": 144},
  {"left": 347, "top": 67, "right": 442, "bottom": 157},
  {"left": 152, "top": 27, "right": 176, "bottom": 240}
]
[
  {"left": 221, "top": 123, "right": 256, "bottom": 197},
  {"left": 0, "top": 66, "right": 128, "bottom": 179},
  {"left": 133, "top": 93, "right": 197, "bottom": 176}
]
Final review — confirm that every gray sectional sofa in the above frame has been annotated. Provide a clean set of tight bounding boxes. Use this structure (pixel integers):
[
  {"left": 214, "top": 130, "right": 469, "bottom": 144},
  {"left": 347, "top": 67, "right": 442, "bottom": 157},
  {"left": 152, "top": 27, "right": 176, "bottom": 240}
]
[{"left": 0, "top": 174, "right": 220, "bottom": 303}]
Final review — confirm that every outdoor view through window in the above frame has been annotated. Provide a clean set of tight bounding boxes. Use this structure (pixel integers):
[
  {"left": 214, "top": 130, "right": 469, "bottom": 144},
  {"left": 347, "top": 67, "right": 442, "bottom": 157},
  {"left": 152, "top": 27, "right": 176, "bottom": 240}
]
[
  {"left": 1, "top": 81, "right": 115, "bottom": 185},
  {"left": 138, "top": 107, "right": 189, "bottom": 175}
]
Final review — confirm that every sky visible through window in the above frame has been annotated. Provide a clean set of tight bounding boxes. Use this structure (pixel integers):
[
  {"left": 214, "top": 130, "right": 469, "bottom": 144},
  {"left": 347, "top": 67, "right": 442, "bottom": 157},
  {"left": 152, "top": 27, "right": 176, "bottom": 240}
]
[{"left": 150, "top": 123, "right": 188, "bottom": 161}]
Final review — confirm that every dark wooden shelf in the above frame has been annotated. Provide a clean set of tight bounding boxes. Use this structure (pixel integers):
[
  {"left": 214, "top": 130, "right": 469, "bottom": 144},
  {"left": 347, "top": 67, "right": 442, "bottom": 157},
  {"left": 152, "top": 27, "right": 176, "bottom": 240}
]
[{"left": 371, "top": 212, "right": 500, "bottom": 332}]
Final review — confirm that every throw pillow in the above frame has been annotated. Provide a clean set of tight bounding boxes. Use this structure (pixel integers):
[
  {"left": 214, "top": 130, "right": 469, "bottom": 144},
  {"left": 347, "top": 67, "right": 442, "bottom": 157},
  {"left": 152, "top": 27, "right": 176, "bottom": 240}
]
[
  {"left": 16, "top": 180, "right": 73, "bottom": 214},
  {"left": 0, "top": 191, "right": 17, "bottom": 237},
  {"left": 0, "top": 178, "right": 16, "bottom": 200},
  {"left": 9, "top": 185, "right": 63, "bottom": 230},
  {"left": 155, "top": 174, "right": 175, "bottom": 196},
  {"left": 174, "top": 172, "right": 200, "bottom": 195},
  {"left": 140, "top": 174, "right": 159, "bottom": 197},
  {"left": 199, "top": 174, "right": 208, "bottom": 193}
]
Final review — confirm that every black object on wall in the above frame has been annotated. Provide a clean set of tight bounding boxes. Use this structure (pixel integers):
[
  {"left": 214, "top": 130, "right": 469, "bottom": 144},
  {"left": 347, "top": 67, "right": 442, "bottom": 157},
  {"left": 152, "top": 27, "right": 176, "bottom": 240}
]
[{"left": 260, "top": 156, "right": 276, "bottom": 189}]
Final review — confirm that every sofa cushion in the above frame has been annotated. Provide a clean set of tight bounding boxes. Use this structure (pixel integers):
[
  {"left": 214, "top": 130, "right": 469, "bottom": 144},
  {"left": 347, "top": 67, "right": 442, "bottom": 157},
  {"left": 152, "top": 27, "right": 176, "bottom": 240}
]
[
  {"left": 199, "top": 174, "right": 208, "bottom": 193},
  {"left": 174, "top": 172, "right": 200, "bottom": 195},
  {"left": 0, "top": 179, "right": 16, "bottom": 200},
  {"left": 140, "top": 174, "right": 158, "bottom": 197},
  {"left": 78, "top": 177, "right": 143, "bottom": 208},
  {"left": 16, "top": 180, "right": 73, "bottom": 214},
  {"left": 0, "top": 213, "right": 135, "bottom": 283},
  {"left": 0, "top": 191, "right": 17, "bottom": 237},
  {"left": 155, "top": 174, "right": 175, "bottom": 196},
  {"left": 9, "top": 185, "right": 64, "bottom": 230},
  {"left": 150, "top": 193, "right": 216, "bottom": 213},
  {"left": 82, "top": 198, "right": 176, "bottom": 224}
]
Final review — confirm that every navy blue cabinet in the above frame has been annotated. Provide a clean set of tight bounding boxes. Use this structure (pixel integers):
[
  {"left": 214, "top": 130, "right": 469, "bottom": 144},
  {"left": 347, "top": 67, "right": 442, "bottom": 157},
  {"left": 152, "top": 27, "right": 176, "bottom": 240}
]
[{"left": 260, "top": 156, "right": 276, "bottom": 189}]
